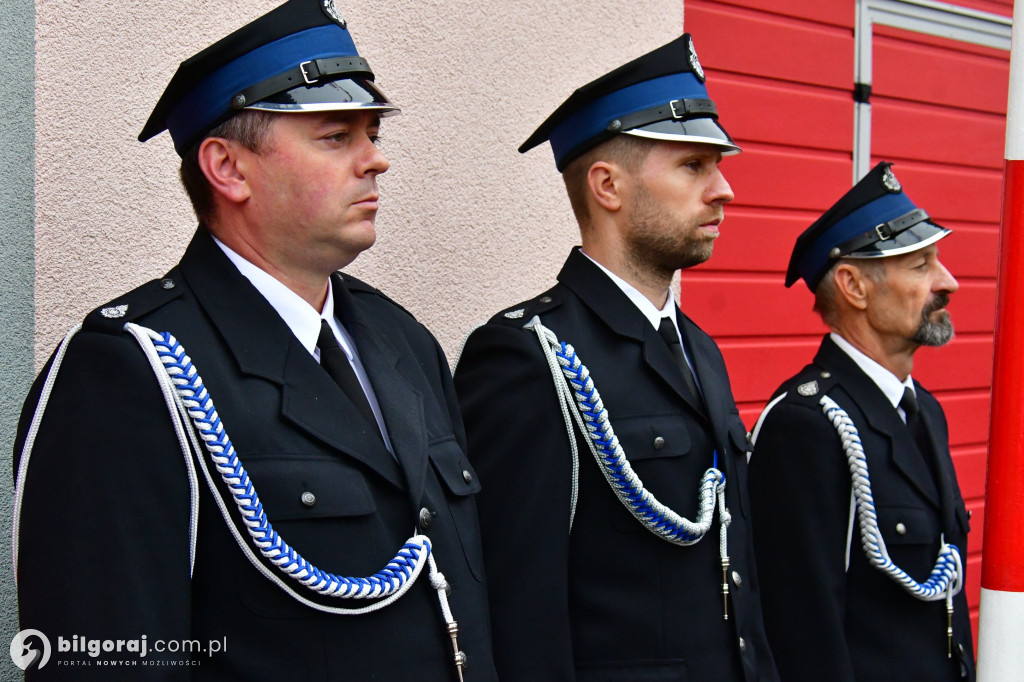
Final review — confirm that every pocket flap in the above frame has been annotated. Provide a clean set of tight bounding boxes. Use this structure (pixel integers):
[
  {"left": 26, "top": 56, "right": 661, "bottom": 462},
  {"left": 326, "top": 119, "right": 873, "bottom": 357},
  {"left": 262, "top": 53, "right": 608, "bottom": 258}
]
[
  {"left": 428, "top": 438, "right": 482, "bottom": 496},
  {"left": 245, "top": 456, "right": 377, "bottom": 521},
  {"left": 875, "top": 504, "right": 939, "bottom": 545},
  {"left": 612, "top": 414, "right": 693, "bottom": 462},
  {"left": 729, "top": 419, "right": 751, "bottom": 454}
]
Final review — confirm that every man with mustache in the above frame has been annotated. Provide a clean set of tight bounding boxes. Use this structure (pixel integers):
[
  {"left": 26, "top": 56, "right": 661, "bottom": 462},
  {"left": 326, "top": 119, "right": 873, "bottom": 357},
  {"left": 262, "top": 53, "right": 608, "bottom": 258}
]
[
  {"left": 454, "top": 35, "right": 778, "bottom": 681},
  {"left": 748, "top": 162, "right": 975, "bottom": 681},
  {"left": 13, "top": 1, "right": 497, "bottom": 678}
]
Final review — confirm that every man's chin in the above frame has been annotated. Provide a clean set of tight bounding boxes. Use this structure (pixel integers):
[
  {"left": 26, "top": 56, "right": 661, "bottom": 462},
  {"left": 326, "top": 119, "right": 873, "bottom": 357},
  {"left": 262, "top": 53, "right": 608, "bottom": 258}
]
[{"left": 913, "top": 315, "right": 955, "bottom": 347}]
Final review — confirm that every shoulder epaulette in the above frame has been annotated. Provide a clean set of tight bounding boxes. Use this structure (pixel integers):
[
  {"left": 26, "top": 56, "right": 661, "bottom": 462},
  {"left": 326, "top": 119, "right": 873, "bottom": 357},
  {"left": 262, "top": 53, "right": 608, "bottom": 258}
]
[
  {"left": 339, "top": 272, "right": 415, "bottom": 321},
  {"left": 82, "top": 271, "right": 185, "bottom": 334},
  {"left": 779, "top": 363, "right": 840, "bottom": 403},
  {"left": 490, "top": 287, "right": 562, "bottom": 326}
]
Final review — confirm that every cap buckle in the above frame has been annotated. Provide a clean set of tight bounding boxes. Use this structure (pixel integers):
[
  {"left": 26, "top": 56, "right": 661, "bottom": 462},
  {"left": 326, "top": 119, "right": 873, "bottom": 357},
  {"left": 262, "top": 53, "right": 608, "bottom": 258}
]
[
  {"left": 669, "top": 99, "right": 684, "bottom": 120},
  {"left": 875, "top": 223, "right": 894, "bottom": 241},
  {"left": 300, "top": 60, "right": 321, "bottom": 85}
]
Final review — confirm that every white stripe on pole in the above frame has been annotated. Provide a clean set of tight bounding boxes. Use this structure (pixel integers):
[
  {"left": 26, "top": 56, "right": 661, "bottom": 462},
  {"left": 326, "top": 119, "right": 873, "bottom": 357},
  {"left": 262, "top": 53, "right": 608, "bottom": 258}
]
[
  {"left": 1006, "top": 2, "right": 1024, "bottom": 160},
  {"left": 979, "top": 589, "right": 1024, "bottom": 681}
]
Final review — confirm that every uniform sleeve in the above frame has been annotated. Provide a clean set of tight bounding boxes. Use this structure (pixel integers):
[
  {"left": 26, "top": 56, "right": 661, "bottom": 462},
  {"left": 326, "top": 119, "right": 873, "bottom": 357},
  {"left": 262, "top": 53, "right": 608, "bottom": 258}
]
[
  {"left": 13, "top": 331, "right": 194, "bottom": 680},
  {"left": 748, "top": 399, "right": 857, "bottom": 682},
  {"left": 453, "top": 323, "right": 576, "bottom": 682}
]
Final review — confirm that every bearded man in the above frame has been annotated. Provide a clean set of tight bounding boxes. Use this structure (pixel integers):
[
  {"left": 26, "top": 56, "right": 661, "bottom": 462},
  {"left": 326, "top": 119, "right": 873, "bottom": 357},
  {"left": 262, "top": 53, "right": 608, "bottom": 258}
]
[
  {"left": 453, "top": 35, "right": 778, "bottom": 682},
  {"left": 748, "top": 162, "right": 975, "bottom": 682}
]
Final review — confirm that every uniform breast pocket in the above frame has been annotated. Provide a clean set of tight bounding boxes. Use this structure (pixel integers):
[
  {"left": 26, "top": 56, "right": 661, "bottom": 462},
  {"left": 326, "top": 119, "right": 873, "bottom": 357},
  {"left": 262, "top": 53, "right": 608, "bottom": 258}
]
[
  {"left": 606, "top": 415, "right": 696, "bottom": 534},
  {"left": 235, "top": 455, "right": 380, "bottom": 618},
  {"left": 428, "top": 436, "right": 485, "bottom": 580},
  {"left": 875, "top": 504, "right": 941, "bottom": 546}
]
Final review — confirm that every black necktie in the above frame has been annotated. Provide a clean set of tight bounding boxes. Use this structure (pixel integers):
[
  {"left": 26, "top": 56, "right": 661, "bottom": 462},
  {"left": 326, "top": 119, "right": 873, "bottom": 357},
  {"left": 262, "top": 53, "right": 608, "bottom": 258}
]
[
  {"left": 899, "top": 387, "right": 930, "bottom": 459},
  {"left": 900, "top": 386, "right": 957, "bottom": 535},
  {"left": 317, "top": 320, "right": 380, "bottom": 433},
  {"left": 657, "top": 317, "right": 705, "bottom": 413}
]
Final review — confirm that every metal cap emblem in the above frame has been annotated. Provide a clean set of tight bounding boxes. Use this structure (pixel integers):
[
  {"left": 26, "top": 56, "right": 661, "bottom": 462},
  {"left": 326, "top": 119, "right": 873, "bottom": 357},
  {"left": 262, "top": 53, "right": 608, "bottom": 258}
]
[
  {"left": 686, "top": 35, "right": 705, "bottom": 83},
  {"left": 100, "top": 304, "right": 129, "bottom": 319},
  {"left": 796, "top": 380, "right": 819, "bottom": 397},
  {"left": 321, "top": 0, "right": 347, "bottom": 28},
  {"left": 882, "top": 166, "right": 902, "bottom": 193}
]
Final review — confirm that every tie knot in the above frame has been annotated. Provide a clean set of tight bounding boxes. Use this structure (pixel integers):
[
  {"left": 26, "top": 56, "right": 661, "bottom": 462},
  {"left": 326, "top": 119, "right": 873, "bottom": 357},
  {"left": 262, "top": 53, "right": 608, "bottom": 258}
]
[
  {"left": 657, "top": 317, "right": 680, "bottom": 347},
  {"left": 318, "top": 319, "right": 341, "bottom": 352},
  {"left": 900, "top": 386, "right": 919, "bottom": 416}
]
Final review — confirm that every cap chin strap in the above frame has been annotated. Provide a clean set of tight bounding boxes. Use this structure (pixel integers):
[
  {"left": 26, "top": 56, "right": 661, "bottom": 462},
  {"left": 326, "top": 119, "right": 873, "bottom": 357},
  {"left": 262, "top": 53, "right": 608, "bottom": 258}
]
[
  {"left": 230, "top": 56, "right": 374, "bottom": 110},
  {"left": 829, "top": 208, "right": 931, "bottom": 259},
  {"left": 607, "top": 97, "right": 718, "bottom": 134}
]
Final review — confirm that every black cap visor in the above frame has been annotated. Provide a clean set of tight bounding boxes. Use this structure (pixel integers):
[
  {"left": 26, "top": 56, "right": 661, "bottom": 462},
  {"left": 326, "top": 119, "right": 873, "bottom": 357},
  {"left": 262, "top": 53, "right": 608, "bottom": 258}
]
[
  {"left": 247, "top": 77, "right": 399, "bottom": 115},
  {"left": 842, "top": 221, "right": 951, "bottom": 259},
  {"left": 624, "top": 117, "right": 740, "bottom": 155}
]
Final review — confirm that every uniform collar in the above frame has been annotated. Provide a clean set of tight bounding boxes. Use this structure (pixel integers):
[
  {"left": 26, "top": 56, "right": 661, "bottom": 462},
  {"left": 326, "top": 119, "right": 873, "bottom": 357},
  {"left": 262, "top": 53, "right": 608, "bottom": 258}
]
[
  {"left": 830, "top": 332, "right": 914, "bottom": 409},
  {"left": 579, "top": 248, "right": 678, "bottom": 331},
  {"left": 213, "top": 236, "right": 354, "bottom": 361}
]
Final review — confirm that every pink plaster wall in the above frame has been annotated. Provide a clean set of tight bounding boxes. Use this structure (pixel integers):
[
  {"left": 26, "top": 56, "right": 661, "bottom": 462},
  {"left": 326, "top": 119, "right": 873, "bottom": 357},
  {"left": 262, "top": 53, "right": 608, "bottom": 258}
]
[{"left": 33, "top": 0, "right": 684, "bottom": 364}]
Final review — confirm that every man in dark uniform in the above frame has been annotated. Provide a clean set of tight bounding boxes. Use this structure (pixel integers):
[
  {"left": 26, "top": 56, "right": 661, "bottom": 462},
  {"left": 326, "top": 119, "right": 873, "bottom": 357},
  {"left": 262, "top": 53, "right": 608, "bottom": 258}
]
[
  {"left": 749, "top": 162, "right": 975, "bottom": 681},
  {"left": 454, "top": 35, "right": 778, "bottom": 681},
  {"left": 12, "top": 1, "right": 497, "bottom": 679}
]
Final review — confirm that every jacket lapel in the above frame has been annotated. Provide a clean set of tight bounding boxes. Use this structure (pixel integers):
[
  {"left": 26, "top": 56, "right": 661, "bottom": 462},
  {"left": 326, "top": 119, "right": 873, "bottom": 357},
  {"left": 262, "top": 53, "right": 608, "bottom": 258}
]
[
  {"left": 915, "top": 388, "right": 960, "bottom": 535},
  {"left": 557, "top": 249, "right": 708, "bottom": 417},
  {"left": 178, "top": 230, "right": 405, "bottom": 490},
  {"left": 681, "top": 314, "right": 730, "bottom": 447},
  {"left": 334, "top": 274, "right": 428, "bottom": 507},
  {"left": 815, "top": 337, "right": 939, "bottom": 508}
]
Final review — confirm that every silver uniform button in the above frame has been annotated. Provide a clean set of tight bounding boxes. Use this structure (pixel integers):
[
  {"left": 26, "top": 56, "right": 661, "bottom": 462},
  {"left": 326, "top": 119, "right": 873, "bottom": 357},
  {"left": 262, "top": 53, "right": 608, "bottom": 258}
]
[
  {"left": 820, "top": 371, "right": 831, "bottom": 379},
  {"left": 160, "top": 278, "right": 176, "bottom": 289},
  {"left": 539, "top": 296, "right": 553, "bottom": 303},
  {"left": 738, "top": 637, "right": 747, "bottom": 653},
  {"left": 653, "top": 436, "right": 666, "bottom": 450},
  {"left": 462, "top": 469, "right": 473, "bottom": 484},
  {"left": 731, "top": 570, "right": 743, "bottom": 588},
  {"left": 895, "top": 522, "right": 907, "bottom": 535},
  {"left": 419, "top": 507, "right": 435, "bottom": 529},
  {"left": 301, "top": 492, "right": 316, "bottom": 507}
]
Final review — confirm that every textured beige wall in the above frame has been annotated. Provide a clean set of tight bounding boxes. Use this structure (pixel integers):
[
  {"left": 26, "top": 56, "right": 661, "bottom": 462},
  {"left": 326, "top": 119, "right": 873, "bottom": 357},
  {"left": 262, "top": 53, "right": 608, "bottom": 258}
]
[{"left": 34, "top": 0, "right": 684, "bottom": 365}]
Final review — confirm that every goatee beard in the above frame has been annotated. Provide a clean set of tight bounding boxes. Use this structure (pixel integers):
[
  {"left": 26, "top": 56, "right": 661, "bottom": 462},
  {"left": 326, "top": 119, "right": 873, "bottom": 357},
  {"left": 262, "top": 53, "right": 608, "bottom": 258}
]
[{"left": 912, "top": 292, "right": 954, "bottom": 347}]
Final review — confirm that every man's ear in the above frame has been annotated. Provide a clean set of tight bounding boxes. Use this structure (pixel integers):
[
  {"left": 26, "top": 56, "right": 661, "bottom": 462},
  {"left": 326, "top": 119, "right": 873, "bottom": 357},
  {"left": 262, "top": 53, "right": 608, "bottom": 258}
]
[
  {"left": 833, "top": 262, "right": 872, "bottom": 311},
  {"left": 197, "top": 137, "right": 252, "bottom": 205},
  {"left": 586, "top": 160, "right": 625, "bottom": 212}
]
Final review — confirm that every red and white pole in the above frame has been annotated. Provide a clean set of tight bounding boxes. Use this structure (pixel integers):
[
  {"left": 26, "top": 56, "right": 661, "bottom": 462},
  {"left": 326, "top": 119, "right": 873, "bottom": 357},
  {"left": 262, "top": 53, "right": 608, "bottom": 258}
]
[{"left": 978, "top": 3, "right": 1024, "bottom": 680}]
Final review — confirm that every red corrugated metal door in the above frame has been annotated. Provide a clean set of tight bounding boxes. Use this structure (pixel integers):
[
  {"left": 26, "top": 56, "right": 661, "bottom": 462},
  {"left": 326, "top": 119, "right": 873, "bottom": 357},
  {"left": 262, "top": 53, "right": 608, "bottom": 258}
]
[{"left": 685, "top": 0, "right": 1011, "bottom": 639}]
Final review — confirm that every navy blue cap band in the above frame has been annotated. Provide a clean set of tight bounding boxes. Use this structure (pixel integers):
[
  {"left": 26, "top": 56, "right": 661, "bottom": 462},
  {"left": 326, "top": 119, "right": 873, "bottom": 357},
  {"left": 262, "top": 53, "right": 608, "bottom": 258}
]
[
  {"left": 548, "top": 71, "right": 709, "bottom": 169},
  {"left": 166, "top": 24, "right": 357, "bottom": 154},
  {"left": 796, "top": 190, "right": 918, "bottom": 286}
]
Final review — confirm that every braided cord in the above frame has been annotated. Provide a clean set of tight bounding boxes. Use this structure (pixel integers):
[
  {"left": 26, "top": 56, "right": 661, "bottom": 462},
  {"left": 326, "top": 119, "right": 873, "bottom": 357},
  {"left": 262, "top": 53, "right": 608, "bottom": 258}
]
[
  {"left": 820, "top": 394, "right": 963, "bottom": 602},
  {"left": 13, "top": 323, "right": 83, "bottom": 580},
  {"left": 140, "top": 326, "right": 433, "bottom": 602},
  {"left": 528, "top": 318, "right": 730, "bottom": 547},
  {"left": 13, "top": 324, "right": 202, "bottom": 581}
]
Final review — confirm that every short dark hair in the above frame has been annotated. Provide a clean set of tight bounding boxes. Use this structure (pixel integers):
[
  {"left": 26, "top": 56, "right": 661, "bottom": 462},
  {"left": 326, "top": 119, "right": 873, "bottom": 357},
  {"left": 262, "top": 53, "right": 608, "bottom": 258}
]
[
  {"left": 813, "top": 258, "right": 888, "bottom": 326},
  {"left": 561, "top": 134, "right": 655, "bottom": 226},
  {"left": 179, "top": 110, "right": 277, "bottom": 223}
]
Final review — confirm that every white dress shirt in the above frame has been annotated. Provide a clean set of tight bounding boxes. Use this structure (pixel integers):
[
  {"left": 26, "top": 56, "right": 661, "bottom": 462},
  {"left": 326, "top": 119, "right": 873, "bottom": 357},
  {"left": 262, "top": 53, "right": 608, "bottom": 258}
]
[
  {"left": 830, "top": 332, "right": 916, "bottom": 423},
  {"left": 581, "top": 248, "right": 702, "bottom": 390},
  {"left": 213, "top": 236, "right": 393, "bottom": 450}
]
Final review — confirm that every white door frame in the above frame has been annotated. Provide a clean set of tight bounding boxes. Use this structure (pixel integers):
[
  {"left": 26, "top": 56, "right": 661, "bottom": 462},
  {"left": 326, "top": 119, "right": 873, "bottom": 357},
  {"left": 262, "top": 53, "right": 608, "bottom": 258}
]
[{"left": 854, "top": 0, "right": 1012, "bottom": 181}]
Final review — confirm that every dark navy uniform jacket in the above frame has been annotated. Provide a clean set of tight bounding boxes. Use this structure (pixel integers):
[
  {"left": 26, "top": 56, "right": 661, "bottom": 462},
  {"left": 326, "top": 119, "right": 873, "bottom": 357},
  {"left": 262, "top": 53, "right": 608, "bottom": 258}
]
[
  {"left": 454, "top": 248, "right": 778, "bottom": 682},
  {"left": 749, "top": 334, "right": 974, "bottom": 682},
  {"left": 14, "top": 229, "right": 498, "bottom": 681}
]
